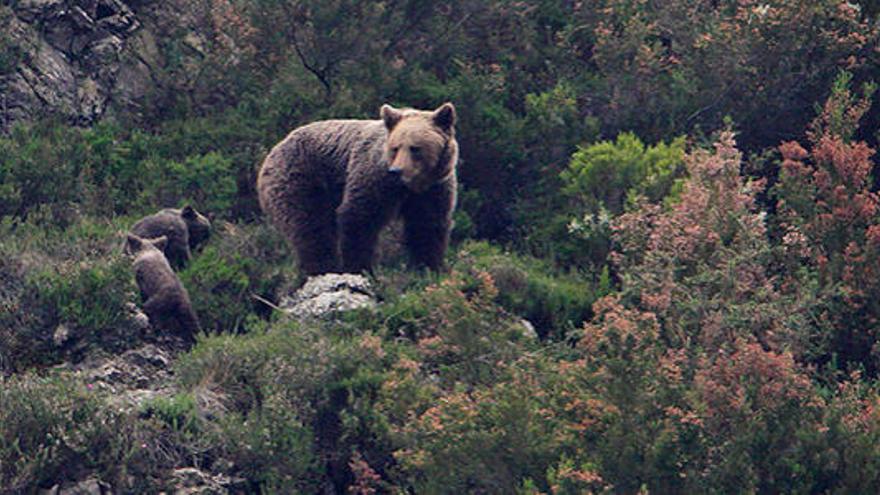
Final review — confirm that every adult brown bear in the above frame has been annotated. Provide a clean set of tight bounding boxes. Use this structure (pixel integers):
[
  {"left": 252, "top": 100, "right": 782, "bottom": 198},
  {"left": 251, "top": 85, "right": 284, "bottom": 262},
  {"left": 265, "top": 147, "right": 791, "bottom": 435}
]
[{"left": 257, "top": 103, "right": 459, "bottom": 275}]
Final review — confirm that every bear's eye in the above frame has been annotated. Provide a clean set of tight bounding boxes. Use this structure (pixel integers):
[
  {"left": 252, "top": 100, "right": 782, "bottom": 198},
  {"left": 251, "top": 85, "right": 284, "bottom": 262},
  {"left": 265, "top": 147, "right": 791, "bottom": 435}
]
[
  {"left": 390, "top": 146, "right": 400, "bottom": 155},
  {"left": 409, "top": 146, "right": 421, "bottom": 156}
]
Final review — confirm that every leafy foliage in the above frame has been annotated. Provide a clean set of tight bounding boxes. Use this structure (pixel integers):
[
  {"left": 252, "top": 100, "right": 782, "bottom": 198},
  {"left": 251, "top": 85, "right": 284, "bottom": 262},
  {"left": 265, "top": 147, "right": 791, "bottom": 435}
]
[
  {"left": 774, "top": 71, "right": 880, "bottom": 372},
  {"left": 179, "top": 221, "right": 293, "bottom": 333},
  {"left": 0, "top": 217, "right": 138, "bottom": 371},
  {"left": 452, "top": 241, "right": 608, "bottom": 340},
  {"left": 3, "top": 0, "right": 880, "bottom": 492},
  {"left": 562, "top": 133, "right": 685, "bottom": 215},
  {"left": 0, "top": 374, "right": 168, "bottom": 492}
]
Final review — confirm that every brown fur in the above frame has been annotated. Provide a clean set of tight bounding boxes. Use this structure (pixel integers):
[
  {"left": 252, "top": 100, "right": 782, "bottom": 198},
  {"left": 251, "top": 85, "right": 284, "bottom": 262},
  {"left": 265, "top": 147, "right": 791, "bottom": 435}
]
[
  {"left": 126, "top": 233, "right": 200, "bottom": 343},
  {"left": 130, "top": 206, "right": 211, "bottom": 269},
  {"left": 257, "top": 103, "right": 459, "bottom": 276}
]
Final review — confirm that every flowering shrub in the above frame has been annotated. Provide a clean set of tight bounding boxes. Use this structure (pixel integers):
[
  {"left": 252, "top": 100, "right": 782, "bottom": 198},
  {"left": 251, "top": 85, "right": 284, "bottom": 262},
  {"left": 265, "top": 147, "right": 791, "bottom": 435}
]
[
  {"left": 692, "top": 342, "right": 824, "bottom": 492},
  {"left": 612, "top": 131, "right": 791, "bottom": 351},
  {"left": 389, "top": 360, "right": 569, "bottom": 493},
  {"left": 383, "top": 269, "right": 533, "bottom": 387},
  {"left": 774, "top": 71, "right": 880, "bottom": 372}
]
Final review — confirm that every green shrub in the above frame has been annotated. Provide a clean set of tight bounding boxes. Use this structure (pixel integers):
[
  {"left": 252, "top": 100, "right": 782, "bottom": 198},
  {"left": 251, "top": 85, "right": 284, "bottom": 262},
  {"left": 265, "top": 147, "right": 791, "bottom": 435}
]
[
  {"left": 0, "top": 374, "right": 165, "bottom": 492},
  {"left": 175, "top": 321, "right": 392, "bottom": 491},
  {"left": 0, "top": 116, "right": 255, "bottom": 223},
  {"left": 141, "top": 393, "right": 201, "bottom": 436},
  {"left": 32, "top": 257, "right": 134, "bottom": 343},
  {"left": 524, "top": 132, "right": 684, "bottom": 272},
  {"left": 0, "top": 123, "right": 82, "bottom": 222},
  {"left": 452, "top": 241, "right": 607, "bottom": 340},
  {"left": 172, "top": 327, "right": 325, "bottom": 489},
  {"left": 144, "top": 152, "right": 237, "bottom": 215},
  {"left": 0, "top": 217, "right": 138, "bottom": 371},
  {"left": 179, "top": 221, "right": 293, "bottom": 333},
  {"left": 212, "top": 399, "right": 318, "bottom": 491},
  {"left": 561, "top": 132, "right": 685, "bottom": 215}
]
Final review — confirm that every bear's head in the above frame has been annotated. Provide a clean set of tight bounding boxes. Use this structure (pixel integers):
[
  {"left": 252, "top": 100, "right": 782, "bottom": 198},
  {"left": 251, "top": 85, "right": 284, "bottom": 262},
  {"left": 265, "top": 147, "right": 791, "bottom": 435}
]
[
  {"left": 181, "top": 205, "right": 212, "bottom": 249},
  {"left": 125, "top": 233, "right": 168, "bottom": 257},
  {"left": 381, "top": 102, "right": 458, "bottom": 193}
]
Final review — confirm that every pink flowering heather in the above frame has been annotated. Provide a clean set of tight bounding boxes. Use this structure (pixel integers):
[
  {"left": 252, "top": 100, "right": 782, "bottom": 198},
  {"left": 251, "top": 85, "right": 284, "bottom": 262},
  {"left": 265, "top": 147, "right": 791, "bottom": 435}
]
[
  {"left": 774, "top": 73, "right": 880, "bottom": 372},
  {"left": 612, "top": 131, "right": 785, "bottom": 351}
]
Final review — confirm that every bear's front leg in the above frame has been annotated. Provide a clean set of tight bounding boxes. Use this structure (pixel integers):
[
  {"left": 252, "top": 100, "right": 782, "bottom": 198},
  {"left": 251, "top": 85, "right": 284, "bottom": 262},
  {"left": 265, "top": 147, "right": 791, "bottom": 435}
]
[{"left": 402, "top": 181, "right": 455, "bottom": 271}]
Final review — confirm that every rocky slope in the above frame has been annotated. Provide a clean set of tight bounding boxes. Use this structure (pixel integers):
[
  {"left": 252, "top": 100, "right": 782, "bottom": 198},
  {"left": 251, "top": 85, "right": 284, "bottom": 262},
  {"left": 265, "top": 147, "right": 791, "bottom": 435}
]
[
  {"left": 0, "top": 0, "right": 215, "bottom": 130},
  {"left": 39, "top": 274, "right": 378, "bottom": 493}
]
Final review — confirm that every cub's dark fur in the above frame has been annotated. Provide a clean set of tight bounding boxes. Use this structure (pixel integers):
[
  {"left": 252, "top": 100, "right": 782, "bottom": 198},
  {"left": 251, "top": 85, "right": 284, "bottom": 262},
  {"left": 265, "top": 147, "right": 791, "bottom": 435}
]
[
  {"left": 130, "top": 206, "right": 211, "bottom": 269},
  {"left": 127, "top": 234, "right": 199, "bottom": 343}
]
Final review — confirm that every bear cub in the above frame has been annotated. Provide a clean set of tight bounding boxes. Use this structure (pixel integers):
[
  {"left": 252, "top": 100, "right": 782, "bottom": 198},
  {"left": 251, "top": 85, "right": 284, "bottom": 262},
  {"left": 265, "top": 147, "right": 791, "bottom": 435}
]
[
  {"left": 130, "top": 206, "right": 211, "bottom": 269},
  {"left": 257, "top": 102, "right": 459, "bottom": 276},
  {"left": 126, "top": 233, "right": 200, "bottom": 344}
]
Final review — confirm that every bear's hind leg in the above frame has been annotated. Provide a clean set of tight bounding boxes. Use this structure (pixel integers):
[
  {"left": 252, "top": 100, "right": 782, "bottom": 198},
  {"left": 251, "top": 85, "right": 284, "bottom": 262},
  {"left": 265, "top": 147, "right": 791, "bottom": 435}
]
[
  {"left": 174, "top": 303, "right": 200, "bottom": 344},
  {"left": 288, "top": 182, "right": 341, "bottom": 276},
  {"left": 142, "top": 293, "right": 176, "bottom": 333}
]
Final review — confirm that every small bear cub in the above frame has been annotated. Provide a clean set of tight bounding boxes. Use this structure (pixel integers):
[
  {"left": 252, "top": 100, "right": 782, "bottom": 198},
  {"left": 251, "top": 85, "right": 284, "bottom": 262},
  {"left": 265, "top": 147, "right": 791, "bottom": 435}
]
[
  {"left": 130, "top": 205, "right": 211, "bottom": 269},
  {"left": 126, "top": 233, "right": 200, "bottom": 345}
]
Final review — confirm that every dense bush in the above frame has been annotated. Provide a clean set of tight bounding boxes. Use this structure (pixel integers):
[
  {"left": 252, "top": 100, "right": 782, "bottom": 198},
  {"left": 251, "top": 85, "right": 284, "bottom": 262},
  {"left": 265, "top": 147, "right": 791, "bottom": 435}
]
[
  {"left": 0, "top": 374, "right": 167, "bottom": 492},
  {"left": 4, "top": 0, "right": 880, "bottom": 492},
  {"left": 611, "top": 131, "right": 791, "bottom": 351},
  {"left": 179, "top": 221, "right": 293, "bottom": 334},
  {"left": 0, "top": 217, "right": 138, "bottom": 371},
  {"left": 0, "top": 120, "right": 251, "bottom": 224},
  {"left": 555, "top": 132, "right": 686, "bottom": 271},
  {"left": 452, "top": 241, "right": 607, "bottom": 340},
  {"left": 562, "top": 133, "right": 685, "bottom": 216},
  {"left": 174, "top": 320, "right": 392, "bottom": 492},
  {"left": 774, "top": 71, "right": 880, "bottom": 372}
]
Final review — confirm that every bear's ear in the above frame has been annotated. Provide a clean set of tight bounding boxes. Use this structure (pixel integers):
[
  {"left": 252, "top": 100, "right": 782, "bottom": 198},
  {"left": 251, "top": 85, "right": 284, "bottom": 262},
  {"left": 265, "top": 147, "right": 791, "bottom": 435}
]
[
  {"left": 381, "top": 104, "right": 404, "bottom": 130},
  {"left": 148, "top": 235, "right": 169, "bottom": 252},
  {"left": 125, "top": 233, "right": 143, "bottom": 253},
  {"left": 432, "top": 102, "right": 456, "bottom": 132},
  {"left": 181, "top": 205, "right": 197, "bottom": 220}
]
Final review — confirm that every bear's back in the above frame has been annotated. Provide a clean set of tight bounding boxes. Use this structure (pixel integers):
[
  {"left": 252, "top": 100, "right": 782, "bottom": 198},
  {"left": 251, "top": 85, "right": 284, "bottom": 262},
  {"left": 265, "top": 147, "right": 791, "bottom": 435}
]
[
  {"left": 134, "top": 249, "right": 180, "bottom": 296},
  {"left": 270, "top": 119, "right": 388, "bottom": 176},
  {"left": 132, "top": 210, "right": 188, "bottom": 246}
]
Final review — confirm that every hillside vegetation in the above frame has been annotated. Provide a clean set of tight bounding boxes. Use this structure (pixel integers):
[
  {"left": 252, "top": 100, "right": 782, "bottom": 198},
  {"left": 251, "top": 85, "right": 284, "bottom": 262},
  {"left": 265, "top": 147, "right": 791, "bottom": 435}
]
[{"left": 4, "top": 0, "right": 880, "bottom": 492}]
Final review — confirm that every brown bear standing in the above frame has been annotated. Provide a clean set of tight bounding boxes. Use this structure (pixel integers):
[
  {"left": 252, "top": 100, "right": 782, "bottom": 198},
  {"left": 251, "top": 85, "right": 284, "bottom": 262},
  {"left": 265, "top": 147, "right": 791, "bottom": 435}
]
[
  {"left": 126, "top": 233, "right": 200, "bottom": 344},
  {"left": 257, "top": 103, "right": 459, "bottom": 275}
]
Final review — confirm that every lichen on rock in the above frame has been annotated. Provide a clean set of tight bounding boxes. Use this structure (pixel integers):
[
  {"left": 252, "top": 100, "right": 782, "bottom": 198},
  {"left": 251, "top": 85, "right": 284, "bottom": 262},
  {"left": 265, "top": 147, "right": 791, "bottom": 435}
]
[{"left": 278, "top": 273, "right": 378, "bottom": 319}]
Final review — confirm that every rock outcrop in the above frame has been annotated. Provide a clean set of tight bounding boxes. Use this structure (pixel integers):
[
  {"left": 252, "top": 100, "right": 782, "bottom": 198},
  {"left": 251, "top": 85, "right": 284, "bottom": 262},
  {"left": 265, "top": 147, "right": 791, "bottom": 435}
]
[
  {"left": 39, "top": 477, "right": 112, "bottom": 495},
  {"left": 0, "top": 0, "right": 224, "bottom": 130},
  {"left": 278, "top": 273, "right": 378, "bottom": 319},
  {"left": 1, "top": 0, "right": 139, "bottom": 129}
]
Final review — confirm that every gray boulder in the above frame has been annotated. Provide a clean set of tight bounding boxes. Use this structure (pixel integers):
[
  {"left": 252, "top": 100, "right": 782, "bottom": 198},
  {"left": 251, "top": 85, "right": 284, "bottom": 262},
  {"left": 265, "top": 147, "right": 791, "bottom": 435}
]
[
  {"left": 170, "top": 467, "right": 246, "bottom": 495},
  {"left": 278, "top": 273, "right": 377, "bottom": 319},
  {"left": 40, "top": 477, "right": 112, "bottom": 495}
]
